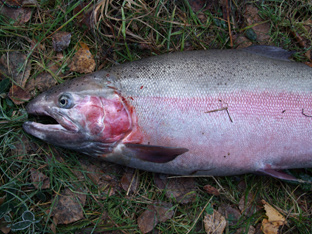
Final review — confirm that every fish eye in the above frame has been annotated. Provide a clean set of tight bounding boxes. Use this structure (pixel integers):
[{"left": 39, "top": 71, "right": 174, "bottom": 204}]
[{"left": 58, "top": 94, "right": 74, "bottom": 109}]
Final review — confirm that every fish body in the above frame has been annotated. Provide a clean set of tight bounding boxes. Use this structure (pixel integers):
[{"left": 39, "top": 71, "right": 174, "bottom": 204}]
[{"left": 23, "top": 47, "right": 312, "bottom": 180}]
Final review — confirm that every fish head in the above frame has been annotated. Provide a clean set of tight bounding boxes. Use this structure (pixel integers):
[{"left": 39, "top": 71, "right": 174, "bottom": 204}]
[{"left": 23, "top": 71, "right": 132, "bottom": 155}]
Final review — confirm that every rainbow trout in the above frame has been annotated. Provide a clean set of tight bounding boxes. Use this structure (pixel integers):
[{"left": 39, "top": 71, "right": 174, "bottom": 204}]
[{"left": 23, "top": 46, "right": 312, "bottom": 180}]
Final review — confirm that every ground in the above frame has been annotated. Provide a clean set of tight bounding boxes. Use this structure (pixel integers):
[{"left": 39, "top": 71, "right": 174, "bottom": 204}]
[{"left": 0, "top": 0, "right": 311, "bottom": 233}]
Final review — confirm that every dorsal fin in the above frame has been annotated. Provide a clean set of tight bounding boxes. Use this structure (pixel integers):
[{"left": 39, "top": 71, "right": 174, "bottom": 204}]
[{"left": 242, "top": 45, "right": 295, "bottom": 61}]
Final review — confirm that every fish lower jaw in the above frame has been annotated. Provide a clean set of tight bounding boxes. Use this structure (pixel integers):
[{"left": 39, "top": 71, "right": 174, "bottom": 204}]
[{"left": 23, "top": 121, "right": 78, "bottom": 135}]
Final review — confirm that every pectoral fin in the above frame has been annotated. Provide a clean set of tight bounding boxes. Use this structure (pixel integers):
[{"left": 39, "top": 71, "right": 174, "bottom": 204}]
[
  {"left": 124, "top": 143, "right": 188, "bottom": 163},
  {"left": 258, "top": 169, "right": 297, "bottom": 181}
]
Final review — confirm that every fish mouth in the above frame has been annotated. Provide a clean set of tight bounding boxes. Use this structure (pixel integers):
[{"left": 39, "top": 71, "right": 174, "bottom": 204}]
[
  {"left": 24, "top": 108, "right": 79, "bottom": 133},
  {"left": 23, "top": 101, "right": 80, "bottom": 144}
]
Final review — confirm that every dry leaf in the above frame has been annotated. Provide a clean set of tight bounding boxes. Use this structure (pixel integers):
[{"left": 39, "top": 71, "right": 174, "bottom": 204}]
[
  {"left": 238, "top": 192, "right": 257, "bottom": 216},
  {"left": 244, "top": 5, "right": 271, "bottom": 43},
  {"left": 203, "top": 185, "right": 220, "bottom": 196},
  {"left": 25, "top": 61, "right": 60, "bottom": 94},
  {"left": 30, "top": 168, "right": 50, "bottom": 189},
  {"left": 262, "top": 200, "right": 286, "bottom": 224},
  {"left": 69, "top": 42, "right": 96, "bottom": 73},
  {"left": 0, "top": 220, "right": 10, "bottom": 234},
  {"left": 81, "top": 162, "right": 102, "bottom": 184},
  {"left": 73, "top": 2, "right": 94, "bottom": 29},
  {"left": 137, "top": 201, "right": 174, "bottom": 233},
  {"left": 120, "top": 169, "right": 139, "bottom": 194},
  {"left": 261, "top": 219, "right": 280, "bottom": 234},
  {"left": 137, "top": 209, "right": 158, "bottom": 233},
  {"left": 261, "top": 200, "right": 286, "bottom": 234},
  {"left": 8, "top": 84, "right": 31, "bottom": 104},
  {"left": 10, "top": 134, "right": 30, "bottom": 160},
  {"left": 0, "top": 6, "right": 32, "bottom": 24},
  {"left": 218, "top": 204, "right": 241, "bottom": 226},
  {"left": 52, "top": 188, "right": 86, "bottom": 225},
  {"left": 151, "top": 202, "right": 174, "bottom": 222},
  {"left": 154, "top": 175, "right": 197, "bottom": 204},
  {"left": 204, "top": 209, "right": 226, "bottom": 234},
  {"left": 52, "top": 32, "right": 71, "bottom": 52},
  {"left": 235, "top": 226, "right": 255, "bottom": 234},
  {"left": 1, "top": 52, "right": 31, "bottom": 88}
]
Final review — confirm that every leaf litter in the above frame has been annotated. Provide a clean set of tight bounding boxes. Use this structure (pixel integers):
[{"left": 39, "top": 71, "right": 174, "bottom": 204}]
[
  {"left": 51, "top": 187, "right": 86, "bottom": 225},
  {"left": 261, "top": 200, "right": 287, "bottom": 234},
  {"left": 69, "top": 42, "right": 96, "bottom": 74}
]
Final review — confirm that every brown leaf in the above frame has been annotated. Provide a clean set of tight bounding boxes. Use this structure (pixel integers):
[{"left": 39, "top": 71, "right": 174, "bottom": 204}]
[
  {"left": 69, "top": 42, "right": 96, "bottom": 73},
  {"left": 120, "top": 169, "right": 139, "bottom": 194},
  {"left": 1, "top": 52, "right": 31, "bottom": 88},
  {"left": 203, "top": 209, "right": 226, "bottom": 234},
  {"left": 8, "top": 84, "right": 31, "bottom": 105},
  {"left": 25, "top": 61, "right": 61, "bottom": 94},
  {"left": 30, "top": 168, "right": 50, "bottom": 189},
  {"left": 262, "top": 200, "right": 286, "bottom": 224},
  {"left": 261, "top": 219, "right": 280, "bottom": 234},
  {"left": 233, "top": 34, "right": 253, "bottom": 49},
  {"left": 235, "top": 226, "right": 255, "bottom": 234},
  {"left": 137, "top": 209, "right": 158, "bottom": 234},
  {"left": 73, "top": 2, "right": 94, "bottom": 29},
  {"left": 203, "top": 185, "right": 220, "bottom": 196},
  {"left": 52, "top": 188, "right": 86, "bottom": 225},
  {"left": 261, "top": 200, "right": 287, "bottom": 234},
  {"left": 151, "top": 202, "right": 174, "bottom": 222},
  {"left": 79, "top": 160, "right": 121, "bottom": 197},
  {"left": 81, "top": 163, "right": 102, "bottom": 185},
  {"left": 238, "top": 192, "right": 257, "bottom": 216},
  {"left": 52, "top": 32, "right": 71, "bottom": 52},
  {"left": 154, "top": 175, "right": 197, "bottom": 204},
  {"left": 218, "top": 204, "right": 241, "bottom": 226},
  {"left": 304, "top": 62, "right": 312, "bottom": 67},
  {"left": 0, "top": 197, "right": 5, "bottom": 206},
  {"left": 0, "top": 220, "right": 10, "bottom": 234},
  {"left": 3, "top": 0, "right": 23, "bottom": 8},
  {"left": 244, "top": 5, "right": 271, "bottom": 43},
  {"left": 10, "top": 134, "right": 30, "bottom": 160},
  {"left": 0, "top": 6, "right": 32, "bottom": 24}
]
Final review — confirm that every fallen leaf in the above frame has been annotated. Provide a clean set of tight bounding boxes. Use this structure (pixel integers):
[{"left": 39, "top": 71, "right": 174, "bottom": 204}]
[
  {"left": 1, "top": 52, "right": 31, "bottom": 88},
  {"left": 238, "top": 192, "right": 257, "bottom": 216},
  {"left": 25, "top": 61, "right": 61, "bottom": 94},
  {"left": 10, "top": 134, "right": 30, "bottom": 160},
  {"left": 8, "top": 84, "right": 31, "bottom": 105},
  {"left": 235, "top": 226, "right": 255, "bottom": 234},
  {"left": 244, "top": 5, "right": 271, "bottom": 43},
  {"left": 305, "top": 62, "right": 312, "bottom": 67},
  {"left": 3, "top": 0, "right": 23, "bottom": 8},
  {"left": 73, "top": 2, "right": 94, "bottom": 29},
  {"left": 204, "top": 209, "right": 226, "bottom": 234},
  {"left": 137, "top": 201, "right": 174, "bottom": 233},
  {"left": 154, "top": 175, "right": 197, "bottom": 204},
  {"left": 69, "top": 42, "right": 96, "bottom": 73},
  {"left": 137, "top": 209, "right": 158, "bottom": 233},
  {"left": 218, "top": 204, "right": 241, "bottom": 226},
  {"left": 81, "top": 162, "right": 102, "bottom": 185},
  {"left": 30, "top": 168, "right": 50, "bottom": 189},
  {"left": 261, "top": 219, "right": 280, "bottom": 234},
  {"left": 51, "top": 188, "right": 86, "bottom": 225},
  {"left": 52, "top": 32, "right": 71, "bottom": 52},
  {"left": 203, "top": 185, "right": 220, "bottom": 196},
  {"left": 120, "top": 169, "right": 139, "bottom": 194},
  {"left": 0, "top": 219, "right": 10, "bottom": 234},
  {"left": 233, "top": 34, "right": 253, "bottom": 49},
  {"left": 151, "top": 202, "right": 174, "bottom": 222},
  {"left": 261, "top": 200, "right": 287, "bottom": 234}
]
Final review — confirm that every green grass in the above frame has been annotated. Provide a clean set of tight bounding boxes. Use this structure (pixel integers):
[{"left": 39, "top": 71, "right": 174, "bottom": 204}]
[{"left": 1, "top": 0, "right": 312, "bottom": 233}]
